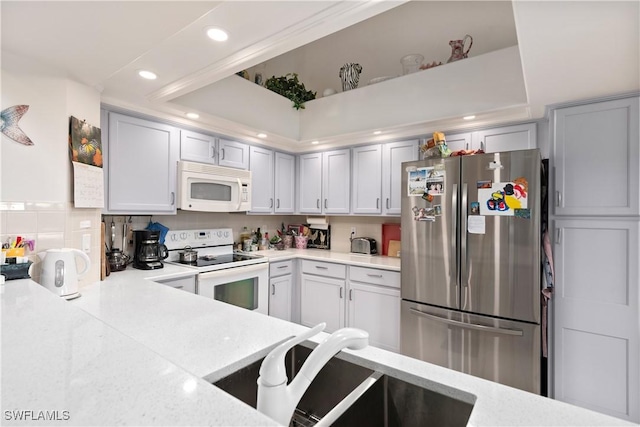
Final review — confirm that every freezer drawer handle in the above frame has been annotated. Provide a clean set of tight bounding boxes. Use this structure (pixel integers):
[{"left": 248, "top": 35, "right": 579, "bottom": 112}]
[
  {"left": 408, "top": 308, "right": 523, "bottom": 336},
  {"left": 367, "top": 274, "right": 383, "bottom": 278}
]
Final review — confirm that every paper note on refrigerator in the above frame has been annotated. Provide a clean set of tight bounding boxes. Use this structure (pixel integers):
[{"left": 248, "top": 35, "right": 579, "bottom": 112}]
[{"left": 468, "top": 216, "right": 486, "bottom": 234}]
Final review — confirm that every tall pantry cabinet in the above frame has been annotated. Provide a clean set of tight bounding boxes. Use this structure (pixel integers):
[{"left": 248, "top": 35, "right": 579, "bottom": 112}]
[{"left": 551, "top": 95, "right": 639, "bottom": 423}]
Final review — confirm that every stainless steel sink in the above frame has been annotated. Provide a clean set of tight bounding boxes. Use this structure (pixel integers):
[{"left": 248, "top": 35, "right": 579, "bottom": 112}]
[{"left": 212, "top": 343, "right": 475, "bottom": 427}]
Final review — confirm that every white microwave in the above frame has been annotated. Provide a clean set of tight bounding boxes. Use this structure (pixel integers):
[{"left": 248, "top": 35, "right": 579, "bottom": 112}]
[{"left": 177, "top": 161, "right": 251, "bottom": 212}]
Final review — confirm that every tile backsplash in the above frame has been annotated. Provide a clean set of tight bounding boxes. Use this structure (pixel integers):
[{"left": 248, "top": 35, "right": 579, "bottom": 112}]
[
  {"left": 1, "top": 202, "right": 101, "bottom": 288},
  {"left": 103, "top": 211, "right": 400, "bottom": 256}
]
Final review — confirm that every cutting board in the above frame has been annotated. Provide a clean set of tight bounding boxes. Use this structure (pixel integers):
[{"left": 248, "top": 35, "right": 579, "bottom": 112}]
[
  {"left": 381, "top": 223, "right": 401, "bottom": 255},
  {"left": 388, "top": 240, "right": 401, "bottom": 258}
]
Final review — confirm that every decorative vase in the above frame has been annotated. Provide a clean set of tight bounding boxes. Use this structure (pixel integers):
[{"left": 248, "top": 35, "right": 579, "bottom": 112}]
[
  {"left": 295, "top": 236, "right": 308, "bottom": 249},
  {"left": 400, "top": 54, "right": 424, "bottom": 75},
  {"left": 339, "top": 63, "right": 363, "bottom": 92},
  {"left": 283, "top": 235, "right": 293, "bottom": 249},
  {"left": 447, "top": 35, "right": 473, "bottom": 63}
]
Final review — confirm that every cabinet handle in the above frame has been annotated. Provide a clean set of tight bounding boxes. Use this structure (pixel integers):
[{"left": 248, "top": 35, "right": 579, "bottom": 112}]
[
  {"left": 480, "top": 140, "right": 486, "bottom": 152},
  {"left": 220, "top": 148, "right": 225, "bottom": 160},
  {"left": 367, "top": 274, "right": 383, "bottom": 278},
  {"left": 315, "top": 266, "right": 328, "bottom": 270},
  {"left": 339, "top": 287, "right": 343, "bottom": 299},
  {"left": 386, "top": 198, "right": 390, "bottom": 209},
  {"left": 349, "top": 289, "right": 353, "bottom": 301},
  {"left": 556, "top": 191, "right": 562, "bottom": 208},
  {"left": 556, "top": 228, "right": 561, "bottom": 244},
  {"left": 272, "top": 284, "right": 275, "bottom": 295},
  {"left": 171, "top": 192, "right": 175, "bottom": 205},
  {"left": 277, "top": 265, "right": 288, "bottom": 269},
  {"left": 210, "top": 145, "right": 215, "bottom": 159},
  {"left": 276, "top": 199, "right": 280, "bottom": 209},
  {"left": 376, "top": 198, "right": 380, "bottom": 209},
  {"left": 317, "top": 199, "right": 320, "bottom": 209},
  {"left": 270, "top": 198, "right": 273, "bottom": 208},
  {"left": 324, "top": 199, "right": 328, "bottom": 209}
]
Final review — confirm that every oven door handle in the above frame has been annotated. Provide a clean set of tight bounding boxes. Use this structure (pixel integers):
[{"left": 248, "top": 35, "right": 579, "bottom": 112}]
[{"left": 198, "top": 263, "right": 268, "bottom": 280}]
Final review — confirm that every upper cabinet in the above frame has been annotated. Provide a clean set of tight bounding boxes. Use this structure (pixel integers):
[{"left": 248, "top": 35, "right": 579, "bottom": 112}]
[
  {"left": 352, "top": 140, "right": 419, "bottom": 215},
  {"left": 445, "top": 123, "right": 536, "bottom": 153},
  {"left": 299, "top": 149, "right": 350, "bottom": 214},
  {"left": 382, "top": 140, "right": 419, "bottom": 215},
  {"left": 249, "top": 148, "right": 295, "bottom": 214},
  {"left": 180, "top": 130, "right": 216, "bottom": 165},
  {"left": 553, "top": 96, "right": 639, "bottom": 216},
  {"left": 218, "top": 138, "right": 249, "bottom": 170},
  {"left": 106, "top": 112, "right": 179, "bottom": 214},
  {"left": 352, "top": 145, "right": 382, "bottom": 214},
  {"left": 249, "top": 146, "right": 274, "bottom": 213}
]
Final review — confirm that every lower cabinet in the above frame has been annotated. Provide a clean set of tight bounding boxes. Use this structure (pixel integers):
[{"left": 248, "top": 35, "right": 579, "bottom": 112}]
[
  {"left": 154, "top": 275, "right": 197, "bottom": 294},
  {"left": 300, "top": 260, "right": 400, "bottom": 352},
  {"left": 269, "top": 260, "right": 294, "bottom": 321}
]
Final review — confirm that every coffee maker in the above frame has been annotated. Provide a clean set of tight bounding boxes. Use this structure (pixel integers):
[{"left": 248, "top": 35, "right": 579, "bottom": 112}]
[{"left": 133, "top": 230, "right": 168, "bottom": 270}]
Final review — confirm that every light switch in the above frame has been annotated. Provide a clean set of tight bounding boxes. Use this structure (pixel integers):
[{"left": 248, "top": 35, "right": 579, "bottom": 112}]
[{"left": 82, "top": 234, "right": 91, "bottom": 253}]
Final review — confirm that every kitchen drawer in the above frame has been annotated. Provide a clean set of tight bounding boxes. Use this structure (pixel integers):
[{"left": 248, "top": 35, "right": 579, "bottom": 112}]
[
  {"left": 301, "top": 260, "right": 346, "bottom": 279},
  {"left": 349, "top": 266, "right": 400, "bottom": 289},
  {"left": 154, "top": 275, "right": 197, "bottom": 294},
  {"left": 270, "top": 260, "right": 293, "bottom": 277}
]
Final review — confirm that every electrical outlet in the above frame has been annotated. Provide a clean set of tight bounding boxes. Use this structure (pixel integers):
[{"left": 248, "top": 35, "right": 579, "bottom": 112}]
[
  {"left": 82, "top": 234, "right": 91, "bottom": 253},
  {"left": 351, "top": 227, "right": 356, "bottom": 236}
]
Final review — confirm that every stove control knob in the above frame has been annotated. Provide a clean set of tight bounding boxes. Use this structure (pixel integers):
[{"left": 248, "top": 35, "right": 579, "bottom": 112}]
[{"left": 180, "top": 232, "right": 188, "bottom": 240}]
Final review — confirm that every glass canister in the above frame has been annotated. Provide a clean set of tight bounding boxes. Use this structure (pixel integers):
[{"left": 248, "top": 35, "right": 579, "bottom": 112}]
[{"left": 401, "top": 54, "right": 424, "bottom": 75}]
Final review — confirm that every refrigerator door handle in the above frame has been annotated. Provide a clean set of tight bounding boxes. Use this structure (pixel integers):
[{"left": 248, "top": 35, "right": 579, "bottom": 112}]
[
  {"left": 461, "top": 183, "right": 469, "bottom": 311},
  {"left": 408, "top": 308, "right": 523, "bottom": 336},
  {"left": 451, "top": 183, "right": 458, "bottom": 287}
]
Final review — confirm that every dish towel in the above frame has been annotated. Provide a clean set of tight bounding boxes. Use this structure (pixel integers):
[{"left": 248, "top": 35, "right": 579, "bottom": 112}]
[{"left": 146, "top": 221, "right": 169, "bottom": 244}]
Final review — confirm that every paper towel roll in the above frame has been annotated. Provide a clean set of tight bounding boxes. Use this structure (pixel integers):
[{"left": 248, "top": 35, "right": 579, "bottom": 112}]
[{"left": 306, "top": 217, "right": 327, "bottom": 225}]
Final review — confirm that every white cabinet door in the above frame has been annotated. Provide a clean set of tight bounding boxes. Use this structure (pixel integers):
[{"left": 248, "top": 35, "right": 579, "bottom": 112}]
[
  {"left": 299, "top": 152, "right": 323, "bottom": 213},
  {"left": 382, "top": 140, "right": 419, "bottom": 215},
  {"left": 554, "top": 97, "right": 639, "bottom": 216},
  {"left": 474, "top": 123, "right": 536, "bottom": 153},
  {"left": 269, "top": 275, "right": 292, "bottom": 322},
  {"left": 180, "top": 130, "right": 216, "bottom": 164},
  {"left": 445, "top": 132, "right": 473, "bottom": 152},
  {"left": 300, "top": 274, "right": 345, "bottom": 333},
  {"left": 249, "top": 146, "right": 274, "bottom": 213},
  {"left": 352, "top": 145, "right": 382, "bottom": 214},
  {"left": 274, "top": 152, "right": 295, "bottom": 213},
  {"left": 218, "top": 138, "right": 249, "bottom": 170},
  {"left": 553, "top": 219, "right": 639, "bottom": 422},
  {"left": 323, "top": 149, "right": 350, "bottom": 214},
  {"left": 347, "top": 282, "right": 400, "bottom": 352},
  {"left": 107, "top": 113, "right": 178, "bottom": 213}
]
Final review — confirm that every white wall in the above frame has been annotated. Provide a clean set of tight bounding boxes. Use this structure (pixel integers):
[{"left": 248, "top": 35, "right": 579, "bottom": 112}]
[{"left": 1, "top": 50, "right": 103, "bottom": 287}]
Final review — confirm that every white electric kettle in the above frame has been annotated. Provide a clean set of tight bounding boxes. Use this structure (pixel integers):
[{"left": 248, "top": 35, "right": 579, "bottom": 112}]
[{"left": 38, "top": 248, "right": 90, "bottom": 300}]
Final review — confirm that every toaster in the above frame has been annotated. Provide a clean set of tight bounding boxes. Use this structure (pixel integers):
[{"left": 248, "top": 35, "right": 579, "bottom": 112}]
[{"left": 350, "top": 237, "right": 378, "bottom": 255}]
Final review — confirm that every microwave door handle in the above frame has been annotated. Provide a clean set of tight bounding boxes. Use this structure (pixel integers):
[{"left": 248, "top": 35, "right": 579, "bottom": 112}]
[{"left": 236, "top": 178, "right": 243, "bottom": 210}]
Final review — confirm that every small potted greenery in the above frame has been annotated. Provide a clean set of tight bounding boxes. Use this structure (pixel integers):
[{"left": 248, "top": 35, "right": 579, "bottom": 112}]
[{"left": 265, "top": 73, "right": 316, "bottom": 110}]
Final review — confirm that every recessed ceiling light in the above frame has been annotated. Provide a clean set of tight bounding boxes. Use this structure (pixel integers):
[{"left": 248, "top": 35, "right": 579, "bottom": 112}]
[
  {"left": 257, "top": 133, "right": 267, "bottom": 138},
  {"left": 311, "top": 141, "right": 320, "bottom": 145},
  {"left": 186, "top": 113, "right": 199, "bottom": 119},
  {"left": 138, "top": 70, "right": 157, "bottom": 80},
  {"left": 463, "top": 115, "right": 476, "bottom": 120},
  {"left": 373, "top": 131, "right": 382, "bottom": 135},
  {"left": 206, "top": 27, "right": 229, "bottom": 42}
]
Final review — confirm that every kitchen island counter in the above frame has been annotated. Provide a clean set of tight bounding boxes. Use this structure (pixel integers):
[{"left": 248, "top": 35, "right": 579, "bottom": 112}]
[{"left": 2, "top": 278, "right": 634, "bottom": 426}]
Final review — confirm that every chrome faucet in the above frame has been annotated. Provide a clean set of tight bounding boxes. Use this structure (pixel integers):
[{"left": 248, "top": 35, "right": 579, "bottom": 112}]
[{"left": 256, "top": 323, "right": 369, "bottom": 425}]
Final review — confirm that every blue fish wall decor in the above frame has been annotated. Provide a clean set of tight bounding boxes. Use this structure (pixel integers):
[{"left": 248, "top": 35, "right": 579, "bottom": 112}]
[{"left": 1, "top": 105, "right": 34, "bottom": 146}]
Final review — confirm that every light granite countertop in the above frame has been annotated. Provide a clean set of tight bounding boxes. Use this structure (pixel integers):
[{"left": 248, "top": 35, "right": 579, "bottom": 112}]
[
  {"left": 2, "top": 271, "right": 635, "bottom": 426},
  {"left": 250, "top": 248, "right": 401, "bottom": 271}
]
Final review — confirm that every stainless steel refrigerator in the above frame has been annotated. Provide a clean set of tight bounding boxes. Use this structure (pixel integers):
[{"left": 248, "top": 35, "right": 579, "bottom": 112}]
[{"left": 400, "top": 149, "right": 541, "bottom": 394}]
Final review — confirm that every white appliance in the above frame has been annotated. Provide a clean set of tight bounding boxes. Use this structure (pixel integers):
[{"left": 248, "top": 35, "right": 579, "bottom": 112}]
[
  {"left": 38, "top": 248, "right": 91, "bottom": 300},
  {"left": 177, "top": 161, "right": 251, "bottom": 212},
  {"left": 165, "top": 228, "right": 268, "bottom": 314}
]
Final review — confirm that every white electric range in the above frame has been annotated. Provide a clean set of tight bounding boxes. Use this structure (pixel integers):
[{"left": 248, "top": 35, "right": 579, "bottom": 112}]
[{"left": 164, "top": 229, "right": 269, "bottom": 314}]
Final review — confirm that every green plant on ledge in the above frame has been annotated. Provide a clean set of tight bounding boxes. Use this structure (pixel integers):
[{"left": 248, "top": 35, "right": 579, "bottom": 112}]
[{"left": 265, "top": 73, "right": 316, "bottom": 110}]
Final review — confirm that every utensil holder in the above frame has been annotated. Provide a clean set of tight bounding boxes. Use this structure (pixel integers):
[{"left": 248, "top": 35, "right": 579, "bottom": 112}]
[
  {"left": 295, "top": 236, "right": 308, "bottom": 249},
  {"left": 283, "top": 235, "right": 293, "bottom": 249}
]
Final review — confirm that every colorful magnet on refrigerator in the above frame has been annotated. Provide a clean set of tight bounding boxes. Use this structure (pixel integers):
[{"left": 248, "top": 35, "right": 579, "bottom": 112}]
[
  {"left": 470, "top": 202, "right": 480, "bottom": 215},
  {"left": 514, "top": 208, "right": 531, "bottom": 219},
  {"left": 421, "top": 192, "right": 434, "bottom": 202},
  {"left": 434, "top": 205, "right": 442, "bottom": 216},
  {"left": 477, "top": 180, "right": 492, "bottom": 189}
]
